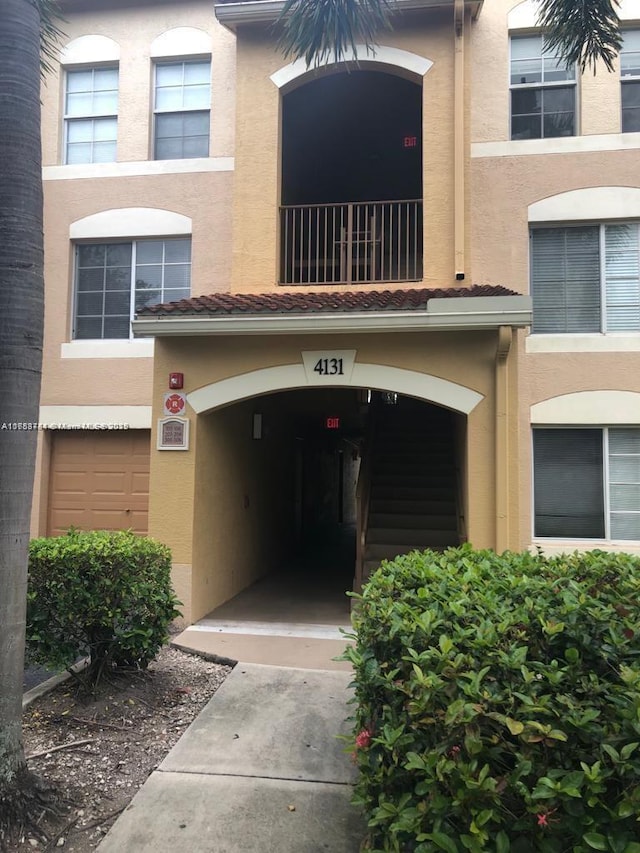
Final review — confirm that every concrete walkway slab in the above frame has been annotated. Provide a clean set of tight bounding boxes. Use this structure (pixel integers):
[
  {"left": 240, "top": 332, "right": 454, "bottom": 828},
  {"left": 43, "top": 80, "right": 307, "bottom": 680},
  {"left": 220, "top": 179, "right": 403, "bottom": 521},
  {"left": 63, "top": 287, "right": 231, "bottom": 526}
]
[
  {"left": 97, "top": 664, "right": 365, "bottom": 853},
  {"left": 97, "top": 771, "right": 364, "bottom": 853},
  {"left": 161, "top": 664, "right": 356, "bottom": 783},
  {"left": 172, "top": 629, "right": 353, "bottom": 671}
]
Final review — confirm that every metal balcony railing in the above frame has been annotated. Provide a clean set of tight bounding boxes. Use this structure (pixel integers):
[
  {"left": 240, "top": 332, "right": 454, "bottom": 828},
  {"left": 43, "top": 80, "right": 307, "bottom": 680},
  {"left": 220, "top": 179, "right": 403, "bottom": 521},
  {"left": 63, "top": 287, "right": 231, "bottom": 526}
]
[{"left": 279, "top": 200, "right": 423, "bottom": 286}]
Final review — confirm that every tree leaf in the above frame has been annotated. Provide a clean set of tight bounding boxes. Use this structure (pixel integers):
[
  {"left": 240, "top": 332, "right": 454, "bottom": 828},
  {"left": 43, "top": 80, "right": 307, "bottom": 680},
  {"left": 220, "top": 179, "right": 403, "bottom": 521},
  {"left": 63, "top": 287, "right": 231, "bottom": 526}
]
[
  {"left": 431, "top": 832, "right": 459, "bottom": 853},
  {"left": 583, "top": 833, "right": 608, "bottom": 850}
]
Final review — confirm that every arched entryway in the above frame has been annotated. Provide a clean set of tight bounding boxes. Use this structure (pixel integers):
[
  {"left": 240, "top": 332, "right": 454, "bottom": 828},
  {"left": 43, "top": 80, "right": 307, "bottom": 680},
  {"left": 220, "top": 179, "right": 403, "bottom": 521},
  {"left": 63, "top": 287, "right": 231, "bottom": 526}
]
[
  {"left": 187, "top": 382, "right": 470, "bottom": 642},
  {"left": 278, "top": 61, "right": 425, "bottom": 285}
]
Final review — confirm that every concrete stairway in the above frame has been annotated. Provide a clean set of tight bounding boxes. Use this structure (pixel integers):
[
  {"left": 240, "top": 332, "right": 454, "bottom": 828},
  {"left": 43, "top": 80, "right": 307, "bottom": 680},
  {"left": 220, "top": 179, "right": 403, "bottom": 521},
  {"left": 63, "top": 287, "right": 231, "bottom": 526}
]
[{"left": 362, "top": 401, "right": 460, "bottom": 582}]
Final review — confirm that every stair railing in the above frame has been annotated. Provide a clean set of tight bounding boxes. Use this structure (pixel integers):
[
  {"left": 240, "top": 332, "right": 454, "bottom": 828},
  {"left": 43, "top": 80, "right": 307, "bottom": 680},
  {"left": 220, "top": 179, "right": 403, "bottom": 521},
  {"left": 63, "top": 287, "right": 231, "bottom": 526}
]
[
  {"left": 455, "top": 463, "right": 467, "bottom": 543},
  {"left": 355, "top": 411, "right": 377, "bottom": 593}
]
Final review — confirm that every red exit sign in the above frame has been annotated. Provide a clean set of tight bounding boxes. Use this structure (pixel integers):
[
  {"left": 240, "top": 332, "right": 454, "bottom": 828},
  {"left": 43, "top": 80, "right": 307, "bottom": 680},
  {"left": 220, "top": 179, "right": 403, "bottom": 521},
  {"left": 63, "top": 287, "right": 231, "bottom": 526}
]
[
  {"left": 325, "top": 417, "right": 340, "bottom": 430},
  {"left": 403, "top": 136, "right": 417, "bottom": 148}
]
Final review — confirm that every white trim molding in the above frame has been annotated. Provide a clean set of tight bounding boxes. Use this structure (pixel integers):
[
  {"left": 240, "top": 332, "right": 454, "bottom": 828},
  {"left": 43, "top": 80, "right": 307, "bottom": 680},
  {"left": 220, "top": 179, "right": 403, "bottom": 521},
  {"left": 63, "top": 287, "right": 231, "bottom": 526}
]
[
  {"left": 472, "top": 133, "right": 640, "bottom": 158},
  {"left": 39, "top": 406, "right": 152, "bottom": 428},
  {"left": 187, "top": 363, "right": 483, "bottom": 415},
  {"left": 270, "top": 45, "right": 433, "bottom": 90},
  {"left": 508, "top": 0, "right": 539, "bottom": 31},
  {"left": 620, "top": 0, "right": 640, "bottom": 21},
  {"left": 150, "top": 27, "right": 212, "bottom": 58},
  {"left": 70, "top": 208, "right": 192, "bottom": 240},
  {"left": 61, "top": 340, "right": 154, "bottom": 359},
  {"left": 60, "top": 35, "right": 120, "bottom": 65},
  {"left": 531, "top": 390, "right": 640, "bottom": 424},
  {"left": 44, "top": 158, "right": 234, "bottom": 181},
  {"left": 530, "top": 539, "right": 640, "bottom": 556},
  {"left": 526, "top": 333, "right": 640, "bottom": 353},
  {"left": 528, "top": 186, "right": 640, "bottom": 223}
]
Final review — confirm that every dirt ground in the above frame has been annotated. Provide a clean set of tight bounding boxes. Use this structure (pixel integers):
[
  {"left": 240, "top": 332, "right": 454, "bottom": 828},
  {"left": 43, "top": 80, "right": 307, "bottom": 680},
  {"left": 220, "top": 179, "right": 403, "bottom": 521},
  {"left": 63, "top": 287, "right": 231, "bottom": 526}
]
[{"left": 13, "top": 646, "right": 232, "bottom": 852}]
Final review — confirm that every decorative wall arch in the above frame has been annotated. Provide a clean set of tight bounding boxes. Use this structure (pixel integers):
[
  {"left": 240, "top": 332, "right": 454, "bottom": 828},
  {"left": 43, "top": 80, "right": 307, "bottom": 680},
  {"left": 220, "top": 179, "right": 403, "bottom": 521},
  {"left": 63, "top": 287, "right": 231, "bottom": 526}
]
[
  {"left": 270, "top": 45, "right": 433, "bottom": 92},
  {"left": 70, "top": 208, "right": 192, "bottom": 239},
  {"left": 187, "top": 363, "right": 483, "bottom": 415},
  {"left": 531, "top": 390, "right": 640, "bottom": 424},
  {"left": 508, "top": 0, "right": 540, "bottom": 31},
  {"left": 150, "top": 27, "right": 212, "bottom": 58},
  {"left": 60, "top": 35, "right": 120, "bottom": 65},
  {"left": 508, "top": 0, "right": 640, "bottom": 32},
  {"left": 528, "top": 187, "right": 640, "bottom": 222}
]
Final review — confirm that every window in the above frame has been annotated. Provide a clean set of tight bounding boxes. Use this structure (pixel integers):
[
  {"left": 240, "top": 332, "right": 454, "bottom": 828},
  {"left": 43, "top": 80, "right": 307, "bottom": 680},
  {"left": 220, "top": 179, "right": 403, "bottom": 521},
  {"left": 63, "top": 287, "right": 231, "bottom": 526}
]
[
  {"left": 65, "top": 67, "right": 118, "bottom": 164},
  {"left": 621, "top": 30, "right": 640, "bottom": 133},
  {"left": 154, "top": 60, "right": 210, "bottom": 160},
  {"left": 533, "top": 428, "right": 640, "bottom": 540},
  {"left": 510, "top": 35, "right": 576, "bottom": 139},
  {"left": 531, "top": 223, "right": 640, "bottom": 333},
  {"left": 74, "top": 238, "right": 191, "bottom": 339}
]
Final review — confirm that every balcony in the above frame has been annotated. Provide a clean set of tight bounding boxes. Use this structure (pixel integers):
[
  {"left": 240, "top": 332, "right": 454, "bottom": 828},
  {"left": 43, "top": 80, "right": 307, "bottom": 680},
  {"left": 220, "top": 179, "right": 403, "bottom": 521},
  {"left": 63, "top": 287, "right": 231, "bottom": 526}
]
[{"left": 279, "top": 199, "right": 423, "bottom": 286}]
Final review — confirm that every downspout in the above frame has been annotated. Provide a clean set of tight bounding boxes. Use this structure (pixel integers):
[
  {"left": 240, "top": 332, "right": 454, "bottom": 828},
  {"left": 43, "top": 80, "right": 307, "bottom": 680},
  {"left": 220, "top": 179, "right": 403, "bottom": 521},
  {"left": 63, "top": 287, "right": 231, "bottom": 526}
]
[
  {"left": 454, "top": 0, "right": 465, "bottom": 281},
  {"left": 495, "top": 326, "right": 512, "bottom": 551}
]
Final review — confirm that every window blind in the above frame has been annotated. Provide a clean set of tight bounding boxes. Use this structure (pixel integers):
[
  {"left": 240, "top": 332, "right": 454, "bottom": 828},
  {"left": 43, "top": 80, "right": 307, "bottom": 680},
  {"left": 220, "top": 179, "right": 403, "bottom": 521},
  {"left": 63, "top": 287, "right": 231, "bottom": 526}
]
[
  {"left": 605, "top": 225, "right": 640, "bottom": 330},
  {"left": 533, "top": 429, "right": 605, "bottom": 537},
  {"left": 531, "top": 227, "right": 600, "bottom": 333}
]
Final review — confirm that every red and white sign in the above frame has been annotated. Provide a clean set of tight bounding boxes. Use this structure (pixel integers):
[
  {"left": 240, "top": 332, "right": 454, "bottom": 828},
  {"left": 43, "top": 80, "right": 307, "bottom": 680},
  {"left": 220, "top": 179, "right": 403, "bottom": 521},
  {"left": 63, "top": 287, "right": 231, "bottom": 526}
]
[{"left": 163, "top": 392, "right": 186, "bottom": 416}]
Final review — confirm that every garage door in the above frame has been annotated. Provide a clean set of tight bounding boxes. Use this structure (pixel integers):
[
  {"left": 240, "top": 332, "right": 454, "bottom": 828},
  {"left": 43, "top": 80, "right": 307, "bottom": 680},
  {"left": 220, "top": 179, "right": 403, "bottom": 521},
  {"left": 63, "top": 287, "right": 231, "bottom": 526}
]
[{"left": 48, "top": 430, "right": 150, "bottom": 536}]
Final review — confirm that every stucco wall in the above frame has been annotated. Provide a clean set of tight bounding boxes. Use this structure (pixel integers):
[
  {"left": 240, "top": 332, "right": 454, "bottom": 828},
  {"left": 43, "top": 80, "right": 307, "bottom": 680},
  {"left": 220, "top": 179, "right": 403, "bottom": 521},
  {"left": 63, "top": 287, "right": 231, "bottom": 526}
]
[
  {"left": 471, "top": 0, "right": 626, "bottom": 144},
  {"left": 231, "top": 12, "right": 459, "bottom": 291},
  {"left": 148, "top": 327, "right": 521, "bottom": 615},
  {"left": 190, "top": 395, "right": 296, "bottom": 621},
  {"left": 41, "top": 0, "right": 235, "bottom": 165}
]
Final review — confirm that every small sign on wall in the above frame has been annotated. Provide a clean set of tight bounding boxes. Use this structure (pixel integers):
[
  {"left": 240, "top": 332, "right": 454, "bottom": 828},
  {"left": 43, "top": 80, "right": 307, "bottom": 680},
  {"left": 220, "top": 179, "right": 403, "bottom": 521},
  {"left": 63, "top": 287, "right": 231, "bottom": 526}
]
[
  {"left": 157, "top": 417, "right": 190, "bottom": 451},
  {"left": 163, "top": 392, "right": 187, "bottom": 416},
  {"left": 302, "top": 350, "right": 356, "bottom": 384}
]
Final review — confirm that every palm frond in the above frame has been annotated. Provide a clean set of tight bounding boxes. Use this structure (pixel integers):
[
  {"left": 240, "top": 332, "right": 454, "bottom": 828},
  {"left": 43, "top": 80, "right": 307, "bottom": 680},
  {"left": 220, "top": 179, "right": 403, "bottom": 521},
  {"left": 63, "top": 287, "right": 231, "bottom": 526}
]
[
  {"left": 32, "top": 0, "right": 65, "bottom": 77},
  {"left": 537, "top": 0, "right": 621, "bottom": 73},
  {"left": 276, "top": 0, "right": 394, "bottom": 67}
]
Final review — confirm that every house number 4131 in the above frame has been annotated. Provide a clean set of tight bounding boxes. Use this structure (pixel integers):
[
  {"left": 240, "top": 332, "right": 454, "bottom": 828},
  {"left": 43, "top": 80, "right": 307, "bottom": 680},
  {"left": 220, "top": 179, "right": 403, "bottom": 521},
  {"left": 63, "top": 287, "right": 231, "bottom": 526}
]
[
  {"left": 302, "top": 350, "right": 356, "bottom": 383},
  {"left": 314, "top": 357, "right": 343, "bottom": 376}
]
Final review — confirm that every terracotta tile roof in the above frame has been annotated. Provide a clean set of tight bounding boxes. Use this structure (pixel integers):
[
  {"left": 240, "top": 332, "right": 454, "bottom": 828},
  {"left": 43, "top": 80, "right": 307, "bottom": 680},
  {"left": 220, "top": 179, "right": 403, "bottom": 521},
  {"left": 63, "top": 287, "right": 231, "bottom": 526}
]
[{"left": 137, "top": 285, "right": 518, "bottom": 317}]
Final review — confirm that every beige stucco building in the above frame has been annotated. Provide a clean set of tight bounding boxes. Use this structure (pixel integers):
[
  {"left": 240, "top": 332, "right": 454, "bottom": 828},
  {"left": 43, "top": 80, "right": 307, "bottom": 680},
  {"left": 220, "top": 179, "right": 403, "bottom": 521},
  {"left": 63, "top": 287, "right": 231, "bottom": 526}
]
[{"left": 35, "top": 0, "right": 640, "bottom": 624}]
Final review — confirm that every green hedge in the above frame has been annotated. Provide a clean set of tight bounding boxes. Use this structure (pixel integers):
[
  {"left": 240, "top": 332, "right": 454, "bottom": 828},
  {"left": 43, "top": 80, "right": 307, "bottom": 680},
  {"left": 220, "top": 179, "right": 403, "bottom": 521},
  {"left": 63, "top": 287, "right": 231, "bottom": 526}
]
[
  {"left": 27, "top": 529, "right": 181, "bottom": 687},
  {"left": 344, "top": 546, "right": 640, "bottom": 853}
]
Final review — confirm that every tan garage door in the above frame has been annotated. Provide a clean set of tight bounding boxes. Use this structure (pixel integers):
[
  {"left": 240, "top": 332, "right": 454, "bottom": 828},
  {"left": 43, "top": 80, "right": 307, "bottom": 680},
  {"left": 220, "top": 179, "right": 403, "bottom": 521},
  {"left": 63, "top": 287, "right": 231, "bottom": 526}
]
[{"left": 48, "top": 430, "right": 150, "bottom": 536}]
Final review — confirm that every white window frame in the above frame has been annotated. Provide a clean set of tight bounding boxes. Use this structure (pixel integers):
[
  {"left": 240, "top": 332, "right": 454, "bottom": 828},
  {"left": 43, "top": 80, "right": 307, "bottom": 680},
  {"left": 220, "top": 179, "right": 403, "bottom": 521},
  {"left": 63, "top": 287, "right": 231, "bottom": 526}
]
[
  {"left": 153, "top": 58, "right": 211, "bottom": 161},
  {"left": 509, "top": 34, "right": 577, "bottom": 141},
  {"left": 530, "top": 221, "right": 640, "bottom": 334},
  {"left": 621, "top": 29, "right": 640, "bottom": 133},
  {"left": 532, "top": 426, "right": 640, "bottom": 543},
  {"left": 64, "top": 65, "right": 119, "bottom": 165},
  {"left": 72, "top": 237, "right": 191, "bottom": 341}
]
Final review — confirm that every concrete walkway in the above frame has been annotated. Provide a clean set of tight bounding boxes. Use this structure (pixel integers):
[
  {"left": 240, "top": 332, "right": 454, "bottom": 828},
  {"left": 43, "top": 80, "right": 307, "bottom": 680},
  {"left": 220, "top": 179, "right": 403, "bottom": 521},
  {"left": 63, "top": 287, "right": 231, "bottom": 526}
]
[{"left": 97, "top": 663, "right": 365, "bottom": 853}]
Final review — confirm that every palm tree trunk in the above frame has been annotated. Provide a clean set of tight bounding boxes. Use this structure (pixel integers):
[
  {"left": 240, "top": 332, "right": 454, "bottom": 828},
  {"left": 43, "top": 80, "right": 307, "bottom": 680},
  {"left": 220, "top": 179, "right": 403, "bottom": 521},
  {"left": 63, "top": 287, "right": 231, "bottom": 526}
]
[{"left": 0, "top": 0, "right": 44, "bottom": 797}]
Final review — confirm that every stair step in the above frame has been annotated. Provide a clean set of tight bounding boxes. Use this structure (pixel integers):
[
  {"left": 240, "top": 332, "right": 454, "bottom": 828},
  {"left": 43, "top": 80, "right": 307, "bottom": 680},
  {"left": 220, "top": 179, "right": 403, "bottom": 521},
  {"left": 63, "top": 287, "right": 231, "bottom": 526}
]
[
  {"left": 370, "top": 499, "right": 456, "bottom": 514},
  {"left": 367, "top": 528, "right": 458, "bottom": 545},
  {"left": 373, "top": 472, "right": 453, "bottom": 483},
  {"left": 371, "top": 486, "right": 456, "bottom": 500},
  {"left": 369, "top": 513, "right": 457, "bottom": 530},
  {"left": 364, "top": 541, "right": 455, "bottom": 560}
]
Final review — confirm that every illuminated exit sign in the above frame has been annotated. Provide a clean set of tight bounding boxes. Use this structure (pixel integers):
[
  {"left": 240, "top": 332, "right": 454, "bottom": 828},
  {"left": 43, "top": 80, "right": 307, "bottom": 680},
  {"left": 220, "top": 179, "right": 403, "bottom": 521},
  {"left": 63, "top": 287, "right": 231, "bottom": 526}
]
[
  {"left": 403, "top": 136, "right": 417, "bottom": 148},
  {"left": 325, "top": 417, "right": 340, "bottom": 430}
]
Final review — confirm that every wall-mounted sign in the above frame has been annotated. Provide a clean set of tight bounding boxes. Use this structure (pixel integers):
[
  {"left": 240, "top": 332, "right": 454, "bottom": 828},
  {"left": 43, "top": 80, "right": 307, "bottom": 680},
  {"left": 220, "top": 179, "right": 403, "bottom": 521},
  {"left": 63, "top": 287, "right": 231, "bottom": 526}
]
[
  {"left": 325, "top": 417, "right": 340, "bottom": 430},
  {"left": 302, "top": 350, "right": 356, "bottom": 384},
  {"left": 403, "top": 136, "right": 418, "bottom": 148},
  {"left": 164, "top": 392, "right": 186, "bottom": 416},
  {"left": 157, "top": 417, "right": 189, "bottom": 451}
]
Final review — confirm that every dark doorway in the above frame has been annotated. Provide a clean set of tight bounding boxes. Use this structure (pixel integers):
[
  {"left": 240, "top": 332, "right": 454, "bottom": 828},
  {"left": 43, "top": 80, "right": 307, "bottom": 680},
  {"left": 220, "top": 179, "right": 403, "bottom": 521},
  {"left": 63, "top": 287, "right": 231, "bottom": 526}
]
[{"left": 282, "top": 70, "right": 422, "bottom": 206}]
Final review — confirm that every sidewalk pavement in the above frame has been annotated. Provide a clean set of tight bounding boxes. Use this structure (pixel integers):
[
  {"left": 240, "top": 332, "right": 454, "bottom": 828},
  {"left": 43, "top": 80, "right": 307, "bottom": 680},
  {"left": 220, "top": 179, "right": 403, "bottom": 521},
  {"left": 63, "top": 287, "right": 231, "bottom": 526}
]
[{"left": 97, "top": 663, "right": 365, "bottom": 853}]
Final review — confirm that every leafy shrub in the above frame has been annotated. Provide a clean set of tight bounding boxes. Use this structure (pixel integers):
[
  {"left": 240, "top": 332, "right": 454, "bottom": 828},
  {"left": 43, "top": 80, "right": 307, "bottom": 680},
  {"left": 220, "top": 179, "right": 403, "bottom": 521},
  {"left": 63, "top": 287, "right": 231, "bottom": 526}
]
[
  {"left": 27, "top": 529, "right": 181, "bottom": 687},
  {"left": 345, "top": 545, "right": 640, "bottom": 853}
]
